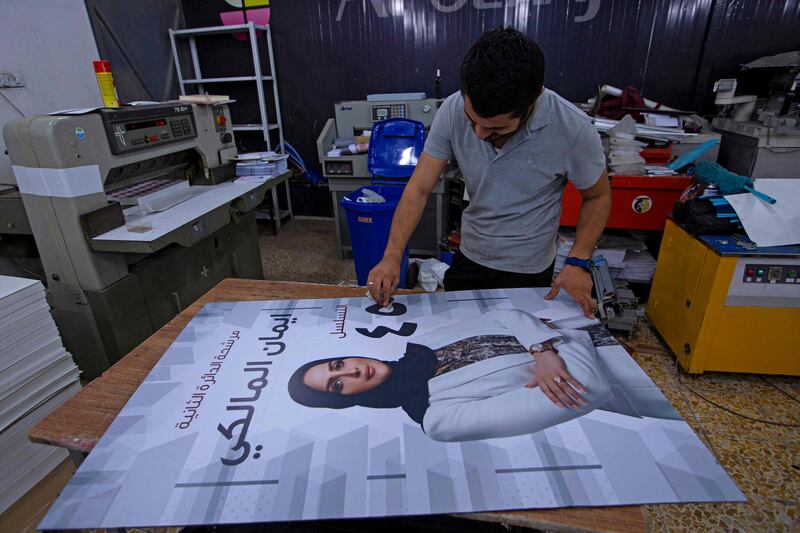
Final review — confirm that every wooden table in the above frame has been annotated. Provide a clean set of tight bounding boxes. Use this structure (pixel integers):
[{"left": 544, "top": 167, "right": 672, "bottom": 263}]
[{"left": 29, "top": 279, "right": 647, "bottom": 533}]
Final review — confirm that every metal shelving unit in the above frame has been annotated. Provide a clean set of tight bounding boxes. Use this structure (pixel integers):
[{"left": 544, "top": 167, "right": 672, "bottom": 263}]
[{"left": 169, "top": 22, "right": 284, "bottom": 153}]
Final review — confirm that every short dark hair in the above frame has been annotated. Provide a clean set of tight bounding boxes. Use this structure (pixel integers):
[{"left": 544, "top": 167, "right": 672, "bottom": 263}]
[{"left": 460, "top": 27, "right": 545, "bottom": 118}]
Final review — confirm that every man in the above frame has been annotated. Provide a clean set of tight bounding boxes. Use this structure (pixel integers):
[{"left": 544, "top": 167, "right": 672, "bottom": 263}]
[{"left": 367, "top": 27, "right": 611, "bottom": 318}]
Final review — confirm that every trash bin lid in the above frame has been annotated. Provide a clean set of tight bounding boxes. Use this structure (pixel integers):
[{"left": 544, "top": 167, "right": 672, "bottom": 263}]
[{"left": 368, "top": 118, "right": 426, "bottom": 179}]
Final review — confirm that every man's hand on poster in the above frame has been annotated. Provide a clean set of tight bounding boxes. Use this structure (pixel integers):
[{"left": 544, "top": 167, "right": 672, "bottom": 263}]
[
  {"left": 367, "top": 257, "right": 400, "bottom": 306},
  {"left": 544, "top": 265, "right": 596, "bottom": 318},
  {"left": 526, "top": 350, "right": 588, "bottom": 409}
]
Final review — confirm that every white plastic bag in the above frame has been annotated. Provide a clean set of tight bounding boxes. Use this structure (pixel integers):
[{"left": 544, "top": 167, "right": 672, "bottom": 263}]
[
  {"left": 409, "top": 258, "right": 449, "bottom": 292},
  {"left": 356, "top": 189, "right": 386, "bottom": 203}
]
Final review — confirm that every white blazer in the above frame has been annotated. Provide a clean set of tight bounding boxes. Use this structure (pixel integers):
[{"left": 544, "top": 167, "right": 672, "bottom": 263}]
[{"left": 414, "top": 309, "right": 613, "bottom": 442}]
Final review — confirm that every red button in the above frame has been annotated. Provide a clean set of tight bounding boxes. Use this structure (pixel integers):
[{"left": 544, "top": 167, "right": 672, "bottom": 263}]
[
  {"left": 746, "top": 268, "right": 755, "bottom": 276},
  {"left": 149, "top": 135, "right": 158, "bottom": 142}
]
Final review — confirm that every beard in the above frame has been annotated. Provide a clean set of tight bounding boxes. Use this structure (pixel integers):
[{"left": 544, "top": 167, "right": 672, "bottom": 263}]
[
  {"left": 485, "top": 103, "right": 536, "bottom": 148},
  {"left": 486, "top": 130, "right": 516, "bottom": 148}
]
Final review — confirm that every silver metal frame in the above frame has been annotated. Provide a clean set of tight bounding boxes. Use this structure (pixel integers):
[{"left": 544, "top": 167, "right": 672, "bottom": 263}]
[
  {"left": 169, "top": 23, "right": 284, "bottom": 153},
  {"left": 265, "top": 26, "right": 285, "bottom": 153}
]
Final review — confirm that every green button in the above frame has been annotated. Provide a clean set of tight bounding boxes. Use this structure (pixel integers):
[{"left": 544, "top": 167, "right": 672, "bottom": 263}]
[
  {"left": 789, "top": 271, "right": 798, "bottom": 278},
  {"left": 757, "top": 269, "right": 765, "bottom": 276}
]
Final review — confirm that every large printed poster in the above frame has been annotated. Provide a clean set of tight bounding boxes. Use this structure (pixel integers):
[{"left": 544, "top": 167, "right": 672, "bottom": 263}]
[{"left": 41, "top": 289, "right": 743, "bottom": 528}]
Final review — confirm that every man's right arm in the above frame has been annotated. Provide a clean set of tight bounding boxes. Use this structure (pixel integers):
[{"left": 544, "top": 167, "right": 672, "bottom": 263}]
[{"left": 367, "top": 152, "right": 447, "bottom": 305}]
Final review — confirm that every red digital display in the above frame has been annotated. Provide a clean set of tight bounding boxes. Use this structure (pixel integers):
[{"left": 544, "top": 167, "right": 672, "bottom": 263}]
[{"left": 125, "top": 119, "right": 167, "bottom": 131}]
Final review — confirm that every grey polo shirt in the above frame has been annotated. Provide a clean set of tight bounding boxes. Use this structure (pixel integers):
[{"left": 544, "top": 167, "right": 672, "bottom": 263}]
[{"left": 424, "top": 89, "right": 606, "bottom": 273}]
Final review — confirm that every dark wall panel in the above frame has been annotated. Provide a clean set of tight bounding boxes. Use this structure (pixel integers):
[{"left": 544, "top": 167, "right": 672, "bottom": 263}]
[
  {"left": 85, "top": 0, "right": 185, "bottom": 102},
  {"left": 86, "top": 0, "right": 798, "bottom": 183},
  {"left": 180, "top": 0, "right": 723, "bottom": 172},
  {"left": 692, "top": 0, "right": 800, "bottom": 109}
]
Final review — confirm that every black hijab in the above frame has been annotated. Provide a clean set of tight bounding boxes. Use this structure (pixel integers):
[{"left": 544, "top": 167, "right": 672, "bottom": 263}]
[{"left": 287, "top": 343, "right": 436, "bottom": 424}]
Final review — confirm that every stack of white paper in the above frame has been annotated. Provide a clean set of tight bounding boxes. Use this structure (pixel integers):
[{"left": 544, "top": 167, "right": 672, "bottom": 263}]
[
  {"left": 0, "top": 276, "right": 81, "bottom": 513},
  {"left": 619, "top": 248, "right": 658, "bottom": 282},
  {"left": 594, "top": 117, "right": 697, "bottom": 142},
  {"left": 234, "top": 153, "right": 289, "bottom": 180},
  {"left": 555, "top": 231, "right": 656, "bottom": 283},
  {"left": 643, "top": 113, "right": 681, "bottom": 128},
  {"left": 605, "top": 116, "right": 646, "bottom": 175},
  {"left": 644, "top": 165, "right": 678, "bottom": 176}
]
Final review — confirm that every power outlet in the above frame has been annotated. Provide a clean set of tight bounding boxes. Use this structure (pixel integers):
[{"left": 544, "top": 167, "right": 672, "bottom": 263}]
[{"left": 0, "top": 71, "right": 26, "bottom": 88}]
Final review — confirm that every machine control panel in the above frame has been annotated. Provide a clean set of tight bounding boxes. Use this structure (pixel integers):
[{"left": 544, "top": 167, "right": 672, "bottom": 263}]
[
  {"left": 100, "top": 104, "right": 197, "bottom": 155},
  {"left": 325, "top": 160, "right": 354, "bottom": 176},
  {"left": 726, "top": 256, "right": 800, "bottom": 308},
  {"left": 371, "top": 103, "right": 407, "bottom": 121},
  {"left": 742, "top": 263, "right": 798, "bottom": 284},
  {"left": 212, "top": 105, "right": 228, "bottom": 133}
]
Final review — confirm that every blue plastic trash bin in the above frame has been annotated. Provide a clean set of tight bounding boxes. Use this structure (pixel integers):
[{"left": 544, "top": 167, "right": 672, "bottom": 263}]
[
  {"left": 340, "top": 185, "right": 409, "bottom": 288},
  {"left": 368, "top": 118, "right": 426, "bottom": 184}
]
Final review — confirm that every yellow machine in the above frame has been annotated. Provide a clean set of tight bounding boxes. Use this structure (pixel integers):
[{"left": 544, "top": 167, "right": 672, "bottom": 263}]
[{"left": 648, "top": 219, "right": 800, "bottom": 375}]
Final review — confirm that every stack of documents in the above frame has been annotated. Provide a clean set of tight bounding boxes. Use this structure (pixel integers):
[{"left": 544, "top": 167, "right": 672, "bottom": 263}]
[
  {"left": 178, "top": 94, "right": 231, "bottom": 105},
  {"left": 644, "top": 165, "right": 678, "bottom": 176},
  {"left": 618, "top": 248, "right": 657, "bottom": 282},
  {"left": 234, "top": 152, "right": 289, "bottom": 181},
  {"left": 642, "top": 113, "right": 682, "bottom": 128},
  {"left": 555, "top": 231, "right": 657, "bottom": 283},
  {"left": 0, "top": 276, "right": 81, "bottom": 513},
  {"left": 594, "top": 117, "right": 697, "bottom": 142},
  {"left": 605, "top": 116, "right": 646, "bottom": 175}
]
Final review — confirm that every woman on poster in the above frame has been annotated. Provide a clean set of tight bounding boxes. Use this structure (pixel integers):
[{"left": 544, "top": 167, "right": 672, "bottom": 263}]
[{"left": 287, "top": 309, "right": 624, "bottom": 442}]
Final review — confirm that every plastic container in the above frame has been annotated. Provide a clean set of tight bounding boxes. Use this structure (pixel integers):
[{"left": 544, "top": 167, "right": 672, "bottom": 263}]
[
  {"left": 368, "top": 118, "right": 426, "bottom": 183},
  {"left": 560, "top": 175, "right": 692, "bottom": 231},
  {"left": 93, "top": 60, "right": 119, "bottom": 108},
  {"left": 640, "top": 145, "right": 672, "bottom": 165},
  {"left": 341, "top": 185, "right": 409, "bottom": 287}
]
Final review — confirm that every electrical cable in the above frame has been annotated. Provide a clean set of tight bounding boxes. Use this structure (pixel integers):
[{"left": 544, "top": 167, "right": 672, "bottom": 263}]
[
  {"left": 0, "top": 90, "right": 25, "bottom": 117},
  {"left": 674, "top": 359, "right": 800, "bottom": 428},
  {"left": 683, "top": 386, "right": 800, "bottom": 428},
  {"left": 758, "top": 376, "right": 800, "bottom": 404},
  {"left": 0, "top": 256, "right": 46, "bottom": 282},
  {"left": 665, "top": 358, "right": 722, "bottom": 459}
]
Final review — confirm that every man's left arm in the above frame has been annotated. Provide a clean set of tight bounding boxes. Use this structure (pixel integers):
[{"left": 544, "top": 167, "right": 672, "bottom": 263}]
[{"left": 545, "top": 169, "right": 611, "bottom": 317}]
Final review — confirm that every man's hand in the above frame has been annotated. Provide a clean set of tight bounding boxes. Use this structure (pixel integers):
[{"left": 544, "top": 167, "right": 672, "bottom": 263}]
[
  {"left": 365, "top": 153, "right": 447, "bottom": 306},
  {"left": 525, "top": 350, "right": 587, "bottom": 409},
  {"left": 544, "top": 265, "right": 596, "bottom": 318},
  {"left": 367, "top": 257, "right": 400, "bottom": 306}
]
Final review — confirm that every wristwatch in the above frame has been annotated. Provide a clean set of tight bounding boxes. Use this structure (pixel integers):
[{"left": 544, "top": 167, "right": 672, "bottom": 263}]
[
  {"left": 529, "top": 339, "right": 561, "bottom": 355},
  {"left": 565, "top": 256, "right": 594, "bottom": 272}
]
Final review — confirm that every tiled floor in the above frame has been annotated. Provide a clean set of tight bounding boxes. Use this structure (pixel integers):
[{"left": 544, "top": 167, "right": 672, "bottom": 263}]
[
  {"left": 622, "top": 322, "right": 799, "bottom": 532},
  {"left": 259, "top": 217, "right": 357, "bottom": 285},
  {"left": 3, "top": 218, "right": 797, "bottom": 532}
]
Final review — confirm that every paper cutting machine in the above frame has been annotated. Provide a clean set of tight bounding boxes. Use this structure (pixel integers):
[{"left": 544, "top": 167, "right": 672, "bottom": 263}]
[
  {"left": 3, "top": 103, "right": 273, "bottom": 378},
  {"left": 648, "top": 219, "right": 800, "bottom": 375}
]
